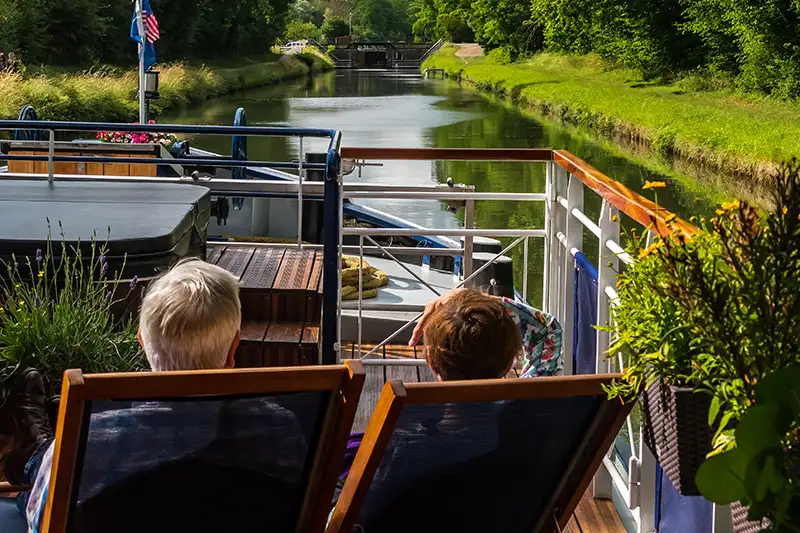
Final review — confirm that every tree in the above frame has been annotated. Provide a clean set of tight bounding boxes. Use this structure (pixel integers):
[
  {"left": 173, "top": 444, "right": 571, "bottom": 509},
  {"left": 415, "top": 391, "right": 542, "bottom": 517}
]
[
  {"left": 284, "top": 20, "right": 324, "bottom": 42},
  {"left": 289, "top": 0, "right": 324, "bottom": 26},
  {"left": 469, "top": 0, "right": 540, "bottom": 55},
  {"left": 321, "top": 11, "right": 350, "bottom": 41}
]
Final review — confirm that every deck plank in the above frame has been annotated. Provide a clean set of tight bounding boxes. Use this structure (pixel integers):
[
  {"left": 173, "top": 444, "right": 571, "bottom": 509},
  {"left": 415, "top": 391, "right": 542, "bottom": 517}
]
[
  {"left": 240, "top": 248, "right": 284, "bottom": 290},
  {"left": 215, "top": 246, "right": 255, "bottom": 281},
  {"left": 272, "top": 249, "right": 314, "bottom": 291},
  {"left": 205, "top": 244, "right": 225, "bottom": 265}
]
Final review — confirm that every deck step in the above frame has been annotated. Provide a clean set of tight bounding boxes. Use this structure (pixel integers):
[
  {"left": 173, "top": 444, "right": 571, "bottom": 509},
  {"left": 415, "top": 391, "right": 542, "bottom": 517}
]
[
  {"left": 207, "top": 244, "right": 323, "bottom": 323},
  {"left": 236, "top": 320, "right": 319, "bottom": 368}
]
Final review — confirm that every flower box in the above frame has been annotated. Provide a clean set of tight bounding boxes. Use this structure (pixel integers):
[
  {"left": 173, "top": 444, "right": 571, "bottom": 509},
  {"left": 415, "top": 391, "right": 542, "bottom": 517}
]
[{"left": 641, "top": 375, "right": 713, "bottom": 496}]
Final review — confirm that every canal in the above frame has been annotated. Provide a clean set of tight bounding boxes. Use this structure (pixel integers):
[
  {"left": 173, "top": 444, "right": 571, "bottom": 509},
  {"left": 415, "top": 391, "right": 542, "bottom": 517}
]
[{"left": 167, "top": 70, "right": 723, "bottom": 305}]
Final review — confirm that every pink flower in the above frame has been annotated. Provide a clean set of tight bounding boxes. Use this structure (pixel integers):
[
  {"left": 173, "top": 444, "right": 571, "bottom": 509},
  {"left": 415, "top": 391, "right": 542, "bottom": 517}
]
[{"left": 148, "top": 119, "right": 156, "bottom": 124}]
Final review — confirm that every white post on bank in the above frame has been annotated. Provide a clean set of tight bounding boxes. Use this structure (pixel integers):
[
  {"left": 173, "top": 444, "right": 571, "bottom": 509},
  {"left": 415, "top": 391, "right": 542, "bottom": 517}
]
[{"left": 135, "top": 0, "right": 147, "bottom": 124}]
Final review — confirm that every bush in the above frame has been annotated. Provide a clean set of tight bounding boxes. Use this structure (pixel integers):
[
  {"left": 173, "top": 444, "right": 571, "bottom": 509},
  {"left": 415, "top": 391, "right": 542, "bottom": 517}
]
[
  {"left": 0, "top": 234, "right": 145, "bottom": 402},
  {"left": 487, "top": 46, "right": 513, "bottom": 65},
  {"left": 284, "top": 20, "right": 324, "bottom": 43}
]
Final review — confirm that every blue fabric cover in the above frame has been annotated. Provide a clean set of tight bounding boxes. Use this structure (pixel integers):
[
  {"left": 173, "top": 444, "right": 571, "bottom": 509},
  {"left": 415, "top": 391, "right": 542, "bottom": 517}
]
[
  {"left": 573, "top": 252, "right": 598, "bottom": 375},
  {"left": 356, "top": 395, "right": 603, "bottom": 533},
  {"left": 0, "top": 497, "right": 26, "bottom": 533},
  {"left": 70, "top": 391, "right": 329, "bottom": 533},
  {"left": 656, "top": 466, "right": 713, "bottom": 533}
]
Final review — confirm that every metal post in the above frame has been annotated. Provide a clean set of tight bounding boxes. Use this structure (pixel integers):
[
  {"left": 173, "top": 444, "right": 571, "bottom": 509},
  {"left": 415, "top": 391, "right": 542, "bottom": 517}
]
[
  {"left": 47, "top": 129, "right": 55, "bottom": 187},
  {"left": 358, "top": 235, "right": 363, "bottom": 359},
  {"left": 463, "top": 198, "right": 475, "bottom": 285},
  {"left": 562, "top": 173, "right": 583, "bottom": 376},
  {"left": 542, "top": 161, "right": 555, "bottom": 311},
  {"left": 135, "top": 0, "right": 146, "bottom": 125},
  {"left": 522, "top": 237, "right": 529, "bottom": 302},
  {"left": 593, "top": 198, "right": 620, "bottom": 500},
  {"left": 297, "top": 137, "right": 304, "bottom": 247},
  {"left": 322, "top": 149, "right": 341, "bottom": 365}
]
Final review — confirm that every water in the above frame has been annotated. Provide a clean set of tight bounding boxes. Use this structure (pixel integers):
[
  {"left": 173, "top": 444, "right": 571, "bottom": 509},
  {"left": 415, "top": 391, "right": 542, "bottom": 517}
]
[{"left": 166, "top": 70, "right": 722, "bottom": 304}]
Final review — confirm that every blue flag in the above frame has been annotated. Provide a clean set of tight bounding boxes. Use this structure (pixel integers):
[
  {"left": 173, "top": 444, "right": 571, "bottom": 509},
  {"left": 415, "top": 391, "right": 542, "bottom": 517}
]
[{"left": 130, "top": 0, "right": 160, "bottom": 70}]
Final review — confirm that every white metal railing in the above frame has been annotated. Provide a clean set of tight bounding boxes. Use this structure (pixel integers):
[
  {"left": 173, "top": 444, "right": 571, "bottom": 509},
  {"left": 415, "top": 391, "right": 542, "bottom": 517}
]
[
  {"left": 336, "top": 158, "right": 662, "bottom": 533},
  {"left": 550, "top": 162, "right": 656, "bottom": 533}
]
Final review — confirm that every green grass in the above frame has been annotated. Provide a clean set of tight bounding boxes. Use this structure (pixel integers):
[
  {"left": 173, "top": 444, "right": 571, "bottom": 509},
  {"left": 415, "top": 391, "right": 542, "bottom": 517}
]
[
  {"left": 0, "top": 53, "right": 333, "bottom": 122},
  {"left": 425, "top": 46, "right": 800, "bottom": 182}
]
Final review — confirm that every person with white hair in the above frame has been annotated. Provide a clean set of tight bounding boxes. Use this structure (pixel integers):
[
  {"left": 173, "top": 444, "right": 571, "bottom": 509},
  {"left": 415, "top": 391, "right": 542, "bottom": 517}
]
[{"left": 5, "top": 259, "right": 247, "bottom": 531}]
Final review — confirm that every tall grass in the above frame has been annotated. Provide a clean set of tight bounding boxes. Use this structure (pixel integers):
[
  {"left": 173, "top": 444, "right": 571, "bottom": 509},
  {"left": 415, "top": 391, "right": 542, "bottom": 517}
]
[
  {"left": 425, "top": 45, "right": 800, "bottom": 183},
  {"left": 0, "top": 53, "right": 332, "bottom": 122}
]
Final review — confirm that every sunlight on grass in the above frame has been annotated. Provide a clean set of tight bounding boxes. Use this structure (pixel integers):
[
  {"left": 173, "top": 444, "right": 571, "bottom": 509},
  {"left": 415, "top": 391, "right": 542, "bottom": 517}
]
[
  {"left": 0, "top": 54, "right": 332, "bottom": 122},
  {"left": 425, "top": 45, "right": 800, "bottom": 179}
]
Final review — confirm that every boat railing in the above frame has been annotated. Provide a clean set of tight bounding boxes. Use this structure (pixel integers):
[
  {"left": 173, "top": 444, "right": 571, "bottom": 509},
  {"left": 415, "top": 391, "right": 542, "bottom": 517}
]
[
  {"left": 337, "top": 146, "right": 697, "bottom": 533},
  {"left": 0, "top": 119, "right": 345, "bottom": 368}
]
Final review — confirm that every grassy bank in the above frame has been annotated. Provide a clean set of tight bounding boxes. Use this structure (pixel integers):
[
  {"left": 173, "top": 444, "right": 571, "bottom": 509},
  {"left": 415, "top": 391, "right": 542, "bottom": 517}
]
[
  {"left": 425, "top": 45, "right": 800, "bottom": 182},
  {"left": 0, "top": 52, "right": 333, "bottom": 122}
]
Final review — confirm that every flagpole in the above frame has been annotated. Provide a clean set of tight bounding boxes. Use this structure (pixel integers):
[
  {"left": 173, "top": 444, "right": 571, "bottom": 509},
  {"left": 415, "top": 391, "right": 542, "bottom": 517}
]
[{"left": 136, "top": 0, "right": 146, "bottom": 124}]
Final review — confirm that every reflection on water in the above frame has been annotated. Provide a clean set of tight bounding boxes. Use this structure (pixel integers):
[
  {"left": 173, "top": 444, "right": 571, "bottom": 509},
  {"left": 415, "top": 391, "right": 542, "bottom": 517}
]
[{"left": 166, "top": 70, "right": 722, "bottom": 305}]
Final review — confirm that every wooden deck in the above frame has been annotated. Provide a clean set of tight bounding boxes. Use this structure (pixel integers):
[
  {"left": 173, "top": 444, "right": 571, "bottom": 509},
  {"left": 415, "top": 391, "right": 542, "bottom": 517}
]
[
  {"left": 206, "top": 244, "right": 323, "bottom": 367},
  {"left": 345, "top": 343, "right": 628, "bottom": 533}
]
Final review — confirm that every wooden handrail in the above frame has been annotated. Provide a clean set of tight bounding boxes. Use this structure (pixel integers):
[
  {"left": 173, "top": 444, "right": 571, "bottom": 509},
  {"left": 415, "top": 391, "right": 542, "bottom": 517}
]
[
  {"left": 339, "top": 146, "right": 698, "bottom": 238},
  {"left": 554, "top": 150, "right": 698, "bottom": 238},
  {"left": 341, "top": 147, "right": 553, "bottom": 162}
]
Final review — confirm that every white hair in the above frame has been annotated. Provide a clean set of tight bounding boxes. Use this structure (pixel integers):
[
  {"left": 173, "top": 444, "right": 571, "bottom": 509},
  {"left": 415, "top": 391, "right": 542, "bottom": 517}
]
[{"left": 140, "top": 258, "right": 241, "bottom": 371}]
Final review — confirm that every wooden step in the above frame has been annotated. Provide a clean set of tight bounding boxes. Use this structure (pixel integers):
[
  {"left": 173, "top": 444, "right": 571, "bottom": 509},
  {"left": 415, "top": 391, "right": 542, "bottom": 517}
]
[
  {"left": 206, "top": 245, "right": 323, "bottom": 324},
  {"left": 235, "top": 320, "right": 319, "bottom": 368}
]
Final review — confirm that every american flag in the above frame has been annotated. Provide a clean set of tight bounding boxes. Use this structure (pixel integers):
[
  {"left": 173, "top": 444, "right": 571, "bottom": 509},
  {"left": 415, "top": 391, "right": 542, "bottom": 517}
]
[{"left": 142, "top": 2, "right": 160, "bottom": 44}]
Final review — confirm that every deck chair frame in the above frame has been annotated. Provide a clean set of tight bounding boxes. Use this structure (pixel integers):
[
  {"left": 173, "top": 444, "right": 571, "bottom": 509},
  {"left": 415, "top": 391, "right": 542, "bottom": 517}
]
[
  {"left": 42, "top": 361, "right": 365, "bottom": 533},
  {"left": 328, "top": 373, "right": 633, "bottom": 533}
]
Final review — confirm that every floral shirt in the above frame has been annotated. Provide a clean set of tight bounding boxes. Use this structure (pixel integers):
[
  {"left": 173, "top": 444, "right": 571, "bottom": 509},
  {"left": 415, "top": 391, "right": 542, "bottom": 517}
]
[{"left": 501, "top": 298, "right": 563, "bottom": 377}]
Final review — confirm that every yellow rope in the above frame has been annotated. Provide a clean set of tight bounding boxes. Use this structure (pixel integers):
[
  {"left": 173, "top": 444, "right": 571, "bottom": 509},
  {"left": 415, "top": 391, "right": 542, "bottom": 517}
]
[{"left": 341, "top": 256, "right": 389, "bottom": 300}]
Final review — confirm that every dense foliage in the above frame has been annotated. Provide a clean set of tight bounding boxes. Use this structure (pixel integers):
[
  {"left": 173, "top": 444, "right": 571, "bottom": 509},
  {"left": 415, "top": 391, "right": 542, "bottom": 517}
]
[
  {"left": 411, "top": 0, "right": 800, "bottom": 98},
  {"left": 0, "top": 235, "right": 145, "bottom": 403},
  {"left": 282, "top": 0, "right": 413, "bottom": 42},
  {"left": 605, "top": 165, "right": 800, "bottom": 529},
  {"left": 0, "top": 0, "right": 291, "bottom": 67}
]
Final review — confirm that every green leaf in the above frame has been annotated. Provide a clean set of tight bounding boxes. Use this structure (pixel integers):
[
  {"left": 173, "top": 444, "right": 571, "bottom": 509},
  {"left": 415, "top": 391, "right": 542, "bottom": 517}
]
[
  {"left": 713, "top": 411, "right": 735, "bottom": 444},
  {"left": 755, "top": 366, "right": 800, "bottom": 417},
  {"left": 708, "top": 395, "right": 721, "bottom": 427},
  {"left": 735, "top": 405, "right": 783, "bottom": 460},
  {"left": 744, "top": 449, "right": 783, "bottom": 503},
  {"left": 696, "top": 451, "right": 747, "bottom": 504},
  {"left": 755, "top": 454, "right": 775, "bottom": 502}
]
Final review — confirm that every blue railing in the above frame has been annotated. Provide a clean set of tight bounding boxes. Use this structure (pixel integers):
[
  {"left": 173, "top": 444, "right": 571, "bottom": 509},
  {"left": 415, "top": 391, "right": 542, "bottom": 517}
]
[{"left": 0, "top": 118, "right": 343, "bottom": 365}]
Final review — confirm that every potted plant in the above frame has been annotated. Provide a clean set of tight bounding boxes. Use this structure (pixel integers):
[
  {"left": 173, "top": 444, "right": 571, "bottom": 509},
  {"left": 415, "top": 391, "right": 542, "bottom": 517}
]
[
  {"left": 605, "top": 163, "right": 800, "bottom": 502},
  {"left": 0, "top": 231, "right": 145, "bottom": 432}
]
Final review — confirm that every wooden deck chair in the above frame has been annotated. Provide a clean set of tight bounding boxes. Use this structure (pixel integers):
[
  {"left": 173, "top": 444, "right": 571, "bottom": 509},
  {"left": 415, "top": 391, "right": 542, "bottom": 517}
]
[
  {"left": 327, "top": 373, "right": 632, "bottom": 533},
  {"left": 35, "top": 362, "right": 364, "bottom": 533}
]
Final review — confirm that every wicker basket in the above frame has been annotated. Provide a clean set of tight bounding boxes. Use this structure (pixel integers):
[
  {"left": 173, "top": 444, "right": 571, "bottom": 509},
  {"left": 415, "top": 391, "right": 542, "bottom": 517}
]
[
  {"left": 731, "top": 502, "right": 769, "bottom": 533},
  {"left": 641, "top": 376, "right": 713, "bottom": 496}
]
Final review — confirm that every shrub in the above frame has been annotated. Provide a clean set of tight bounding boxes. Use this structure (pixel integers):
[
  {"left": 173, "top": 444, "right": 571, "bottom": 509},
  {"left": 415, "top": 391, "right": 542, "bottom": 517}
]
[
  {"left": 487, "top": 46, "right": 514, "bottom": 65},
  {"left": 0, "top": 232, "right": 145, "bottom": 403}
]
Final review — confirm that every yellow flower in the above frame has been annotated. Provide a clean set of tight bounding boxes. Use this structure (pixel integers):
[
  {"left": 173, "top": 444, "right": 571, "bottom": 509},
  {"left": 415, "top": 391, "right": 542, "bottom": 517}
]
[
  {"left": 611, "top": 215, "right": 619, "bottom": 223},
  {"left": 716, "top": 209, "right": 725, "bottom": 215},
  {"left": 783, "top": 207, "right": 789, "bottom": 215},
  {"left": 643, "top": 181, "right": 667, "bottom": 190},
  {"left": 38, "top": 271, "right": 44, "bottom": 278},
  {"left": 638, "top": 241, "right": 663, "bottom": 259},
  {"left": 720, "top": 200, "right": 740, "bottom": 211},
  {"left": 0, "top": 307, "right": 4, "bottom": 313},
  {"left": 18, "top": 300, "right": 24, "bottom": 307}
]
